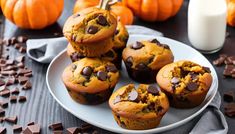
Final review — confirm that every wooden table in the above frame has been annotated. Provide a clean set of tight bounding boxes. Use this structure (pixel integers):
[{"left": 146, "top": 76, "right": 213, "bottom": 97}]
[{"left": 1, "top": 0, "right": 234, "bottom": 133}]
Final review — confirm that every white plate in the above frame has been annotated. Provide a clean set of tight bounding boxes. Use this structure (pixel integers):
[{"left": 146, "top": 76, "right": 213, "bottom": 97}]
[{"left": 46, "top": 35, "right": 218, "bottom": 134}]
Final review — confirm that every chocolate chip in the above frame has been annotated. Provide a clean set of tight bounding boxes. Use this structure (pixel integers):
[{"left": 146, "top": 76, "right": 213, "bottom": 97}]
[
  {"left": 18, "top": 76, "right": 29, "bottom": 84},
  {"left": 66, "top": 127, "right": 81, "bottom": 134},
  {"left": 71, "top": 52, "right": 84, "bottom": 62},
  {"left": 13, "top": 125, "right": 22, "bottom": 133},
  {"left": 150, "top": 39, "right": 160, "bottom": 44},
  {"left": 126, "top": 56, "right": 133, "bottom": 67},
  {"left": 49, "top": 122, "right": 63, "bottom": 131},
  {"left": 27, "top": 122, "right": 35, "bottom": 126},
  {"left": 113, "top": 95, "right": 121, "bottom": 104},
  {"left": 131, "top": 42, "right": 144, "bottom": 50},
  {"left": 1, "top": 70, "right": 16, "bottom": 76},
  {"left": 0, "top": 127, "right": 6, "bottom": 134},
  {"left": 71, "top": 64, "right": 77, "bottom": 70},
  {"left": 19, "top": 96, "right": 27, "bottom": 102},
  {"left": 203, "top": 67, "right": 211, "bottom": 73},
  {"left": 11, "top": 87, "right": 20, "bottom": 95},
  {"left": 10, "top": 96, "right": 17, "bottom": 103},
  {"left": 171, "top": 77, "right": 180, "bottom": 84},
  {"left": 5, "top": 116, "right": 17, "bottom": 124},
  {"left": 17, "top": 36, "right": 28, "bottom": 43},
  {"left": 224, "top": 91, "right": 235, "bottom": 102},
  {"left": 81, "top": 66, "right": 93, "bottom": 77},
  {"left": 14, "top": 43, "right": 21, "bottom": 49},
  {"left": 97, "top": 15, "right": 108, "bottom": 26},
  {"left": 147, "top": 85, "right": 160, "bottom": 95},
  {"left": 162, "top": 44, "right": 170, "bottom": 49},
  {"left": 0, "top": 89, "right": 10, "bottom": 97},
  {"left": 128, "top": 90, "right": 138, "bottom": 102},
  {"left": 0, "top": 100, "right": 8, "bottom": 108},
  {"left": 22, "top": 81, "right": 32, "bottom": 90},
  {"left": 136, "top": 63, "right": 148, "bottom": 70},
  {"left": 10, "top": 37, "right": 17, "bottom": 45},
  {"left": 97, "top": 71, "right": 107, "bottom": 81},
  {"left": 0, "top": 108, "right": 5, "bottom": 116},
  {"left": 19, "top": 46, "right": 26, "bottom": 53},
  {"left": 87, "top": 26, "right": 99, "bottom": 34},
  {"left": 23, "top": 124, "right": 40, "bottom": 134},
  {"left": 224, "top": 103, "right": 235, "bottom": 117},
  {"left": 186, "top": 82, "right": 198, "bottom": 91},
  {"left": 106, "top": 65, "right": 118, "bottom": 73}
]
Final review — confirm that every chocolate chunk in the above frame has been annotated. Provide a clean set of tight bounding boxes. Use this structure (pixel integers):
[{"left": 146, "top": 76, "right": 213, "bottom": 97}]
[
  {"left": 126, "top": 56, "right": 133, "bottom": 67},
  {"left": 27, "top": 122, "right": 35, "bottom": 126},
  {"left": 97, "top": 15, "right": 108, "bottom": 26},
  {"left": 224, "top": 103, "right": 235, "bottom": 117},
  {"left": 18, "top": 68, "right": 32, "bottom": 75},
  {"left": 0, "top": 89, "right": 10, "bottom": 97},
  {"left": 16, "top": 55, "right": 25, "bottom": 62},
  {"left": 147, "top": 85, "right": 160, "bottom": 95},
  {"left": 17, "top": 36, "right": 28, "bottom": 43},
  {"left": 22, "top": 81, "right": 32, "bottom": 90},
  {"left": 10, "top": 96, "right": 17, "bottom": 103},
  {"left": 1, "top": 70, "right": 16, "bottom": 76},
  {"left": 23, "top": 124, "right": 40, "bottom": 134},
  {"left": 226, "top": 56, "right": 235, "bottom": 65},
  {"left": 203, "top": 67, "right": 211, "bottom": 73},
  {"left": 150, "top": 39, "right": 160, "bottom": 44},
  {"left": 14, "top": 43, "right": 21, "bottom": 49},
  {"left": 113, "top": 95, "right": 121, "bottom": 104},
  {"left": 97, "top": 71, "right": 107, "bottom": 81},
  {"left": 213, "top": 54, "right": 227, "bottom": 66},
  {"left": 171, "top": 77, "right": 180, "bottom": 84},
  {"left": 0, "top": 108, "right": 5, "bottom": 116},
  {"left": 106, "top": 64, "right": 118, "bottom": 73},
  {"left": 186, "top": 82, "right": 198, "bottom": 91},
  {"left": 87, "top": 26, "right": 99, "bottom": 34},
  {"left": 19, "top": 46, "right": 26, "bottom": 53},
  {"left": 66, "top": 127, "right": 81, "bottom": 134},
  {"left": 10, "top": 37, "right": 17, "bottom": 45},
  {"left": 49, "top": 122, "right": 63, "bottom": 131},
  {"left": 13, "top": 125, "right": 22, "bottom": 133},
  {"left": 0, "top": 79, "right": 5, "bottom": 86},
  {"left": 136, "top": 63, "right": 148, "bottom": 70},
  {"left": 18, "top": 76, "right": 29, "bottom": 84},
  {"left": 128, "top": 90, "right": 138, "bottom": 102},
  {"left": 0, "top": 127, "right": 6, "bottom": 134},
  {"left": 131, "top": 42, "right": 144, "bottom": 50},
  {"left": 224, "top": 91, "right": 235, "bottom": 102},
  {"left": 225, "top": 65, "right": 234, "bottom": 71},
  {"left": 19, "top": 96, "right": 27, "bottom": 102},
  {"left": 81, "top": 66, "right": 93, "bottom": 77},
  {"left": 11, "top": 87, "right": 20, "bottom": 95},
  {"left": 5, "top": 116, "right": 17, "bottom": 124},
  {"left": 0, "top": 100, "right": 8, "bottom": 108}
]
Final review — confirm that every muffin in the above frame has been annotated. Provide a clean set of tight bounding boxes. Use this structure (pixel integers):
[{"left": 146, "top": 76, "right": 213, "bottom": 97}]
[
  {"left": 122, "top": 39, "right": 174, "bottom": 83},
  {"left": 63, "top": 7, "right": 117, "bottom": 56},
  {"left": 62, "top": 58, "right": 119, "bottom": 105},
  {"left": 156, "top": 60, "right": 212, "bottom": 108},
  {"left": 109, "top": 84, "right": 169, "bottom": 130},
  {"left": 67, "top": 43, "right": 121, "bottom": 69}
]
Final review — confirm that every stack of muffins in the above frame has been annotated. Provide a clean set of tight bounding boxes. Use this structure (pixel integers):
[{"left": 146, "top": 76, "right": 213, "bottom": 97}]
[{"left": 62, "top": 6, "right": 129, "bottom": 105}]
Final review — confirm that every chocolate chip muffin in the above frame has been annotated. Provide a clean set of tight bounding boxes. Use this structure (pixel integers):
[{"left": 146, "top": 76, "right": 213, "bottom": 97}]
[
  {"left": 66, "top": 43, "right": 121, "bottom": 69},
  {"left": 109, "top": 84, "right": 169, "bottom": 130},
  {"left": 156, "top": 60, "right": 212, "bottom": 108},
  {"left": 122, "top": 39, "right": 174, "bottom": 83},
  {"left": 62, "top": 58, "right": 119, "bottom": 105}
]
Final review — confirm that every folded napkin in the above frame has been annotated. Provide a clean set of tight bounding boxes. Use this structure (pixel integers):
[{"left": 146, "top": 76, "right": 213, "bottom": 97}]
[
  {"left": 26, "top": 25, "right": 228, "bottom": 134},
  {"left": 26, "top": 25, "right": 163, "bottom": 63}
]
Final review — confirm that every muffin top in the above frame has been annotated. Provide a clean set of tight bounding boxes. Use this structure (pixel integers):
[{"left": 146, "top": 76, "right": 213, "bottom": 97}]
[
  {"left": 63, "top": 7, "right": 117, "bottom": 44},
  {"left": 109, "top": 84, "right": 169, "bottom": 119},
  {"left": 62, "top": 58, "right": 119, "bottom": 93},
  {"left": 113, "top": 22, "right": 129, "bottom": 49},
  {"left": 156, "top": 60, "right": 212, "bottom": 95},
  {"left": 122, "top": 39, "right": 174, "bottom": 70}
]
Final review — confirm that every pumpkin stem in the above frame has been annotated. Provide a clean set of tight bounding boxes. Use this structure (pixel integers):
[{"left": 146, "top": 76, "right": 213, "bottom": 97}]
[{"left": 98, "top": 0, "right": 118, "bottom": 10}]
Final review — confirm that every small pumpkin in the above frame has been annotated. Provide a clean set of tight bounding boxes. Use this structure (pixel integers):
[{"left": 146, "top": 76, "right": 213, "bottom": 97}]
[
  {"left": 0, "top": 0, "right": 64, "bottom": 29},
  {"left": 227, "top": 0, "right": 235, "bottom": 26},
  {"left": 123, "top": 0, "right": 183, "bottom": 21},
  {"left": 73, "top": 0, "right": 134, "bottom": 25}
]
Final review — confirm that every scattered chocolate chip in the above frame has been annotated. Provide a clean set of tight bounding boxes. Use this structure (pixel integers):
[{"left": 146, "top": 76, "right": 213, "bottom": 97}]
[
  {"left": 224, "top": 103, "right": 235, "bottom": 117},
  {"left": 0, "top": 100, "right": 8, "bottom": 108},
  {"left": 13, "top": 125, "right": 22, "bottom": 133},
  {"left": 203, "top": 67, "right": 211, "bottom": 73},
  {"left": 150, "top": 39, "right": 160, "bottom": 44},
  {"left": 97, "top": 15, "right": 108, "bottom": 26},
  {"left": 17, "top": 36, "right": 28, "bottom": 43},
  {"left": 66, "top": 127, "right": 81, "bottom": 134},
  {"left": 97, "top": 71, "right": 107, "bottom": 81},
  {"left": 171, "top": 77, "right": 180, "bottom": 84},
  {"left": 19, "top": 96, "right": 27, "bottom": 102},
  {"left": 0, "top": 127, "right": 6, "bottom": 134},
  {"left": 10, "top": 96, "right": 17, "bottom": 103},
  {"left": 136, "top": 63, "right": 148, "bottom": 70},
  {"left": 19, "top": 46, "right": 26, "bottom": 53},
  {"left": 186, "top": 82, "right": 198, "bottom": 91},
  {"left": 0, "top": 89, "right": 10, "bottom": 97},
  {"left": 131, "top": 42, "right": 144, "bottom": 50},
  {"left": 113, "top": 95, "right": 121, "bottom": 104},
  {"left": 70, "top": 52, "right": 85, "bottom": 62},
  {"left": 125, "top": 56, "right": 133, "bottom": 67},
  {"left": 0, "top": 108, "right": 5, "bottom": 116},
  {"left": 27, "top": 122, "right": 35, "bottom": 126},
  {"left": 22, "top": 81, "right": 32, "bottom": 90},
  {"left": 18, "top": 76, "right": 29, "bottom": 84},
  {"left": 81, "top": 66, "right": 93, "bottom": 77},
  {"left": 5, "top": 116, "right": 17, "bottom": 124},
  {"left": 11, "top": 87, "right": 20, "bottom": 95},
  {"left": 87, "top": 26, "right": 99, "bottom": 34},
  {"left": 147, "top": 85, "right": 160, "bottom": 95},
  {"left": 49, "top": 122, "right": 63, "bottom": 131},
  {"left": 224, "top": 91, "right": 235, "bottom": 102},
  {"left": 23, "top": 124, "right": 40, "bottom": 134},
  {"left": 16, "top": 55, "right": 25, "bottom": 62},
  {"left": 106, "top": 65, "right": 118, "bottom": 73},
  {"left": 128, "top": 90, "right": 138, "bottom": 102}
]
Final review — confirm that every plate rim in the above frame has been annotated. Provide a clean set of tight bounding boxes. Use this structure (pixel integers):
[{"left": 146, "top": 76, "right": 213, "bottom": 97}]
[{"left": 46, "top": 35, "right": 218, "bottom": 134}]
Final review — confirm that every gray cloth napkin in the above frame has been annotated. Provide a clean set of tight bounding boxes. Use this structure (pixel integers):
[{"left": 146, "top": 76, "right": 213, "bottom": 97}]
[{"left": 26, "top": 25, "right": 228, "bottom": 134}]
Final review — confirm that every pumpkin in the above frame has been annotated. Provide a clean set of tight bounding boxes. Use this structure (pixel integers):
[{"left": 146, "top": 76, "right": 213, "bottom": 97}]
[
  {"left": 0, "top": 0, "right": 64, "bottom": 29},
  {"left": 227, "top": 0, "right": 235, "bottom": 26},
  {"left": 73, "top": 0, "right": 134, "bottom": 25},
  {"left": 123, "top": 0, "right": 183, "bottom": 21}
]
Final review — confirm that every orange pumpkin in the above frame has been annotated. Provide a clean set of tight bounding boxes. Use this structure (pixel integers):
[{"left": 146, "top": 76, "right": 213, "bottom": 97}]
[
  {"left": 227, "top": 0, "right": 235, "bottom": 26},
  {"left": 0, "top": 0, "right": 64, "bottom": 29},
  {"left": 73, "top": 0, "right": 134, "bottom": 25},
  {"left": 123, "top": 0, "right": 183, "bottom": 21}
]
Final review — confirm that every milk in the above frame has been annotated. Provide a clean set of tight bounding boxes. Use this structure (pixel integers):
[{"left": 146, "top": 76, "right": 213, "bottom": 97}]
[{"left": 188, "top": 0, "right": 227, "bottom": 53}]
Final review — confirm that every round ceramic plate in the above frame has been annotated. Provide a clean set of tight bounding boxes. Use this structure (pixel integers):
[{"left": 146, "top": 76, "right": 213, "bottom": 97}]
[{"left": 46, "top": 35, "right": 218, "bottom": 134}]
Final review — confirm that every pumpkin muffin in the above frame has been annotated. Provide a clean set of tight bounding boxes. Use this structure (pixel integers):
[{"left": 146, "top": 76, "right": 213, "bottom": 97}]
[
  {"left": 62, "top": 58, "right": 119, "bottom": 105},
  {"left": 156, "top": 60, "right": 212, "bottom": 108},
  {"left": 109, "top": 84, "right": 169, "bottom": 130},
  {"left": 122, "top": 39, "right": 174, "bottom": 83}
]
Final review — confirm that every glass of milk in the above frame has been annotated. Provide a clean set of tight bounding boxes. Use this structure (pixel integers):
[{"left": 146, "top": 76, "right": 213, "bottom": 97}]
[{"left": 188, "top": 0, "right": 227, "bottom": 54}]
